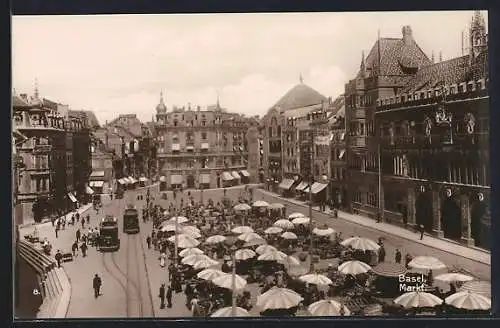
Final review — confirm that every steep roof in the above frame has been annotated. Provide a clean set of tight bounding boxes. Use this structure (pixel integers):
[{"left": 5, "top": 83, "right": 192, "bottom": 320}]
[
  {"left": 329, "top": 95, "right": 345, "bottom": 118},
  {"left": 68, "top": 110, "right": 100, "bottom": 129},
  {"left": 401, "top": 50, "right": 488, "bottom": 93},
  {"left": 12, "top": 95, "right": 32, "bottom": 109},
  {"left": 361, "top": 37, "right": 431, "bottom": 77},
  {"left": 271, "top": 83, "right": 327, "bottom": 112},
  {"left": 283, "top": 103, "right": 323, "bottom": 119}
]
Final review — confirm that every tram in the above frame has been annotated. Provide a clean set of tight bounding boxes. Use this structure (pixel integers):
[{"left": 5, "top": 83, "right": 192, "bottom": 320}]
[
  {"left": 123, "top": 204, "right": 140, "bottom": 234},
  {"left": 99, "top": 215, "right": 120, "bottom": 251}
]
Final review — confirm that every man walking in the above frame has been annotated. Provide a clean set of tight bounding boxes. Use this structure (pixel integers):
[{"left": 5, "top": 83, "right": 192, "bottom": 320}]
[
  {"left": 159, "top": 283, "right": 166, "bottom": 309},
  {"left": 76, "top": 229, "right": 81, "bottom": 242},
  {"left": 166, "top": 285, "right": 173, "bottom": 308},
  {"left": 146, "top": 235, "right": 152, "bottom": 249},
  {"left": 81, "top": 242, "right": 88, "bottom": 257},
  {"left": 395, "top": 249, "right": 402, "bottom": 264},
  {"left": 419, "top": 224, "right": 425, "bottom": 240},
  {"left": 55, "top": 250, "right": 63, "bottom": 268},
  {"left": 93, "top": 274, "right": 102, "bottom": 298},
  {"left": 378, "top": 245, "right": 386, "bottom": 263},
  {"left": 72, "top": 241, "right": 79, "bottom": 257}
]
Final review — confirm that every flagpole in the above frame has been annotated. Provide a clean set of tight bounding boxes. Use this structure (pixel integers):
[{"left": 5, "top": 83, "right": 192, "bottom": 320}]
[
  {"left": 174, "top": 213, "right": 179, "bottom": 267},
  {"left": 231, "top": 251, "right": 236, "bottom": 316}
]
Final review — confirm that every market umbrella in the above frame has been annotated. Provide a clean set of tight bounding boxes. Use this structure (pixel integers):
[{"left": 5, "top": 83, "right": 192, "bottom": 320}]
[
  {"left": 210, "top": 306, "right": 250, "bottom": 317},
  {"left": 179, "top": 247, "right": 204, "bottom": 257},
  {"left": 258, "top": 250, "right": 288, "bottom": 262},
  {"left": 435, "top": 273, "right": 474, "bottom": 283},
  {"left": 234, "top": 203, "right": 252, "bottom": 211},
  {"left": 252, "top": 200, "right": 270, "bottom": 208},
  {"left": 168, "top": 216, "right": 189, "bottom": 224},
  {"left": 281, "top": 231, "right": 298, "bottom": 240},
  {"left": 167, "top": 234, "right": 200, "bottom": 248},
  {"left": 232, "top": 226, "right": 254, "bottom": 234},
  {"left": 160, "top": 224, "right": 179, "bottom": 232},
  {"left": 312, "top": 227, "right": 335, "bottom": 237},
  {"left": 264, "top": 227, "right": 283, "bottom": 234},
  {"left": 212, "top": 273, "right": 247, "bottom": 290},
  {"left": 181, "top": 227, "right": 202, "bottom": 239},
  {"left": 256, "top": 287, "right": 303, "bottom": 310},
  {"left": 292, "top": 216, "right": 310, "bottom": 225},
  {"left": 268, "top": 203, "right": 285, "bottom": 210},
  {"left": 460, "top": 281, "right": 491, "bottom": 296},
  {"left": 338, "top": 260, "right": 371, "bottom": 275},
  {"left": 280, "top": 256, "right": 301, "bottom": 266},
  {"left": 205, "top": 235, "right": 227, "bottom": 244},
  {"left": 371, "top": 262, "right": 407, "bottom": 278},
  {"left": 394, "top": 291, "right": 443, "bottom": 308},
  {"left": 181, "top": 254, "right": 213, "bottom": 266},
  {"left": 192, "top": 258, "right": 219, "bottom": 270},
  {"left": 340, "top": 237, "right": 380, "bottom": 251},
  {"left": 273, "top": 219, "right": 295, "bottom": 230},
  {"left": 238, "top": 232, "right": 263, "bottom": 242},
  {"left": 197, "top": 268, "right": 225, "bottom": 281},
  {"left": 256, "top": 244, "right": 277, "bottom": 255},
  {"left": 445, "top": 291, "right": 491, "bottom": 310},
  {"left": 287, "top": 265, "right": 309, "bottom": 277},
  {"left": 308, "top": 300, "right": 351, "bottom": 316},
  {"left": 408, "top": 256, "right": 447, "bottom": 270},
  {"left": 235, "top": 248, "right": 256, "bottom": 261},
  {"left": 243, "top": 238, "right": 267, "bottom": 247},
  {"left": 299, "top": 274, "right": 333, "bottom": 285},
  {"left": 288, "top": 212, "right": 305, "bottom": 219}
]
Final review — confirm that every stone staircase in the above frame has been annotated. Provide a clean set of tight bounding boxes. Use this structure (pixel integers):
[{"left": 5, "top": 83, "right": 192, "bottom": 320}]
[{"left": 18, "top": 240, "right": 71, "bottom": 318}]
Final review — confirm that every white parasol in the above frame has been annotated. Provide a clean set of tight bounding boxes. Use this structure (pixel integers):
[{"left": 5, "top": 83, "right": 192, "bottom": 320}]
[
  {"left": 256, "top": 244, "right": 277, "bottom": 255},
  {"left": 252, "top": 200, "right": 270, "bottom": 208},
  {"left": 212, "top": 273, "right": 247, "bottom": 290},
  {"left": 179, "top": 247, "right": 204, "bottom": 257},
  {"left": 273, "top": 219, "right": 295, "bottom": 230},
  {"left": 394, "top": 291, "right": 443, "bottom": 308},
  {"left": 231, "top": 226, "right": 254, "bottom": 234},
  {"left": 312, "top": 227, "right": 335, "bottom": 237},
  {"left": 408, "top": 256, "right": 447, "bottom": 270},
  {"left": 281, "top": 231, "right": 298, "bottom": 240},
  {"left": 167, "top": 234, "right": 200, "bottom": 248},
  {"left": 288, "top": 212, "right": 305, "bottom": 219},
  {"left": 291, "top": 216, "right": 310, "bottom": 225},
  {"left": 299, "top": 274, "right": 333, "bottom": 285},
  {"left": 340, "top": 237, "right": 380, "bottom": 251},
  {"left": 264, "top": 227, "right": 283, "bottom": 234},
  {"left": 205, "top": 235, "right": 227, "bottom": 244},
  {"left": 445, "top": 291, "right": 491, "bottom": 310},
  {"left": 234, "top": 248, "right": 257, "bottom": 260},
  {"left": 338, "top": 260, "right": 371, "bottom": 275},
  {"left": 256, "top": 287, "right": 303, "bottom": 310},
  {"left": 308, "top": 300, "right": 351, "bottom": 316},
  {"left": 210, "top": 306, "right": 250, "bottom": 317},
  {"left": 258, "top": 250, "right": 288, "bottom": 262},
  {"left": 197, "top": 268, "right": 225, "bottom": 281}
]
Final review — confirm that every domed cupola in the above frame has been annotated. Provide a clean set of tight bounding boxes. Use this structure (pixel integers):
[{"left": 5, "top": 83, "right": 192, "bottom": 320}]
[{"left": 156, "top": 91, "right": 167, "bottom": 114}]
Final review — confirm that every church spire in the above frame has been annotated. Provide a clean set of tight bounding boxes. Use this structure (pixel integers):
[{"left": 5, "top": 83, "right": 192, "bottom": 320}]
[
  {"left": 431, "top": 51, "right": 435, "bottom": 63},
  {"left": 216, "top": 89, "right": 221, "bottom": 108},
  {"left": 359, "top": 51, "right": 366, "bottom": 77},
  {"left": 34, "top": 78, "right": 39, "bottom": 99},
  {"left": 299, "top": 73, "right": 304, "bottom": 84}
]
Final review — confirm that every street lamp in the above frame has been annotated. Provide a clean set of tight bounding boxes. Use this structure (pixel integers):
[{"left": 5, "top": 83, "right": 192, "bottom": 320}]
[
  {"left": 230, "top": 244, "right": 238, "bottom": 316},
  {"left": 200, "top": 185, "right": 204, "bottom": 205}
]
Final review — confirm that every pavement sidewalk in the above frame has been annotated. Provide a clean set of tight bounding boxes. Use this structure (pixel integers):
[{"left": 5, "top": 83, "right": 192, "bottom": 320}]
[{"left": 256, "top": 189, "right": 491, "bottom": 266}]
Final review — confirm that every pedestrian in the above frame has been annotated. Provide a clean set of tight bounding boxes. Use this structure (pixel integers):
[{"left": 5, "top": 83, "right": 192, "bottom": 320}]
[
  {"left": 76, "top": 229, "right": 81, "bottom": 242},
  {"left": 93, "top": 274, "right": 102, "bottom": 298},
  {"left": 72, "top": 241, "right": 79, "bottom": 257},
  {"left": 378, "top": 245, "right": 386, "bottom": 263},
  {"left": 395, "top": 249, "right": 402, "bottom": 264},
  {"left": 82, "top": 218, "right": 85, "bottom": 229},
  {"left": 81, "top": 242, "right": 88, "bottom": 257},
  {"left": 146, "top": 235, "right": 152, "bottom": 249},
  {"left": 51, "top": 217, "right": 56, "bottom": 227},
  {"left": 87, "top": 215, "right": 90, "bottom": 225},
  {"left": 55, "top": 250, "right": 63, "bottom": 268},
  {"left": 159, "top": 283, "right": 166, "bottom": 309},
  {"left": 61, "top": 218, "right": 66, "bottom": 230},
  {"left": 166, "top": 285, "right": 173, "bottom": 308},
  {"left": 428, "top": 269, "right": 434, "bottom": 285},
  {"left": 168, "top": 263, "right": 175, "bottom": 281},
  {"left": 71, "top": 214, "right": 75, "bottom": 226},
  {"left": 405, "top": 253, "right": 412, "bottom": 269},
  {"left": 159, "top": 252, "right": 166, "bottom": 267},
  {"left": 419, "top": 224, "right": 425, "bottom": 240}
]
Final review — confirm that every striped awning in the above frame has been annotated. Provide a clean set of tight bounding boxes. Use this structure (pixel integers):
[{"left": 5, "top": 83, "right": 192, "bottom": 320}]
[
  {"left": 89, "top": 181, "right": 104, "bottom": 188},
  {"left": 303, "top": 186, "right": 311, "bottom": 193},
  {"left": 279, "top": 179, "right": 295, "bottom": 190},
  {"left": 171, "top": 174, "right": 183, "bottom": 185},
  {"left": 118, "top": 178, "right": 126, "bottom": 185},
  {"left": 139, "top": 177, "right": 147, "bottom": 182},
  {"left": 68, "top": 192, "right": 77, "bottom": 202},
  {"left": 200, "top": 174, "right": 211, "bottom": 184},
  {"left": 240, "top": 170, "right": 250, "bottom": 177},
  {"left": 186, "top": 145, "right": 194, "bottom": 151},
  {"left": 339, "top": 149, "right": 346, "bottom": 159},
  {"left": 201, "top": 142, "right": 209, "bottom": 149},
  {"left": 172, "top": 143, "right": 180, "bottom": 151},
  {"left": 222, "top": 172, "right": 234, "bottom": 181},
  {"left": 371, "top": 262, "right": 407, "bottom": 277},
  {"left": 128, "top": 177, "right": 137, "bottom": 184},
  {"left": 311, "top": 182, "right": 328, "bottom": 194},
  {"left": 86, "top": 186, "right": 94, "bottom": 195},
  {"left": 231, "top": 171, "right": 241, "bottom": 179},
  {"left": 295, "top": 182, "right": 308, "bottom": 191},
  {"left": 90, "top": 171, "right": 105, "bottom": 178},
  {"left": 159, "top": 176, "right": 166, "bottom": 182}
]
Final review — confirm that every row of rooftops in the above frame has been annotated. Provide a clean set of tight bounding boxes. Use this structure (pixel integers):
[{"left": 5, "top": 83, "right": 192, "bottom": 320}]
[{"left": 377, "top": 77, "right": 488, "bottom": 109}]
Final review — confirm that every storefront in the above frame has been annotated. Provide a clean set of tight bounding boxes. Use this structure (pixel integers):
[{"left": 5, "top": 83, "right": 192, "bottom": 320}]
[
  {"left": 278, "top": 178, "right": 295, "bottom": 197},
  {"left": 199, "top": 173, "right": 211, "bottom": 190},
  {"left": 222, "top": 171, "right": 234, "bottom": 187},
  {"left": 239, "top": 170, "right": 250, "bottom": 184},
  {"left": 159, "top": 175, "right": 167, "bottom": 191},
  {"left": 170, "top": 174, "right": 183, "bottom": 190},
  {"left": 89, "top": 180, "right": 104, "bottom": 194}
]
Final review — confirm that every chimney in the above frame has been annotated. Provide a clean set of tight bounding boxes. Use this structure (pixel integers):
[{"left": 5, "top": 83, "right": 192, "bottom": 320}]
[
  {"left": 402, "top": 25, "right": 413, "bottom": 44},
  {"left": 439, "top": 51, "right": 443, "bottom": 62},
  {"left": 20, "top": 93, "right": 28, "bottom": 102}
]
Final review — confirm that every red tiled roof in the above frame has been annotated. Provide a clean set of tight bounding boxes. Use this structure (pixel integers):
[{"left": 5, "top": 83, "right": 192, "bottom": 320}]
[{"left": 362, "top": 37, "right": 431, "bottom": 77}]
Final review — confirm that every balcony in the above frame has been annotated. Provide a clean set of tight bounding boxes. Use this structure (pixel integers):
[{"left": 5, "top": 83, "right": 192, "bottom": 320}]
[
  {"left": 352, "top": 109, "right": 366, "bottom": 119},
  {"left": 349, "top": 136, "right": 368, "bottom": 148},
  {"left": 33, "top": 144, "right": 52, "bottom": 154}
]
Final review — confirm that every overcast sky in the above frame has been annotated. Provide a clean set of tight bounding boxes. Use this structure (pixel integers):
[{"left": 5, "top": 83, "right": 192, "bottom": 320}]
[{"left": 12, "top": 11, "right": 487, "bottom": 124}]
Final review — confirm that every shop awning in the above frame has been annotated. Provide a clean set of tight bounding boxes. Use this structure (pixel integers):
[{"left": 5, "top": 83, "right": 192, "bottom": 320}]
[
  {"left": 159, "top": 176, "right": 166, "bottom": 182},
  {"left": 171, "top": 174, "right": 183, "bottom": 185},
  {"left": 172, "top": 143, "right": 180, "bottom": 151},
  {"left": 89, "top": 181, "right": 104, "bottom": 188},
  {"left": 340, "top": 132, "right": 346, "bottom": 141},
  {"left": 68, "top": 192, "right": 77, "bottom": 202},
  {"left": 279, "top": 179, "right": 295, "bottom": 190},
  {"left": 186, "top": 145, "right": 194, "bottom": 151},
  {"left": 128, "top": 177, "right": 137, "bottom": 184},
  {"left": 240, "top": 170, "right": 250, "bottom": 177},
  {"left": 200, "top": 174, "right": 211, "bottom": 184},
  {"left": 201, "top": 143, "right": 209, "bottom": 150},
  {"left": 311, "top": 182, "right": 328, "bottom": 194},
  {"left": 231, "top": 171, "right": 241, "bottom": 179},
  {"left": 86, "top": 186, "right": 94, "bottom": 195},
  {"left": 139, "top": 177, "right": 147, "bottom": 182},
  {"left": 295, "top": 182, "right": 308, "bottom": 191},
  {"left": 339, "top": 149, "right": 346, "bottom": 160},
  {"left": 90, "top": 171, "right": 105, "bottom": 178},
  {"left": 222, "top": 172, "right": 234, "bottom": 181},
  {"left": 303, "top": 185, "right": 311, "bottom": 193},
  {"left": 118, "top": 178, "right": 127, "bottom": 185}
]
